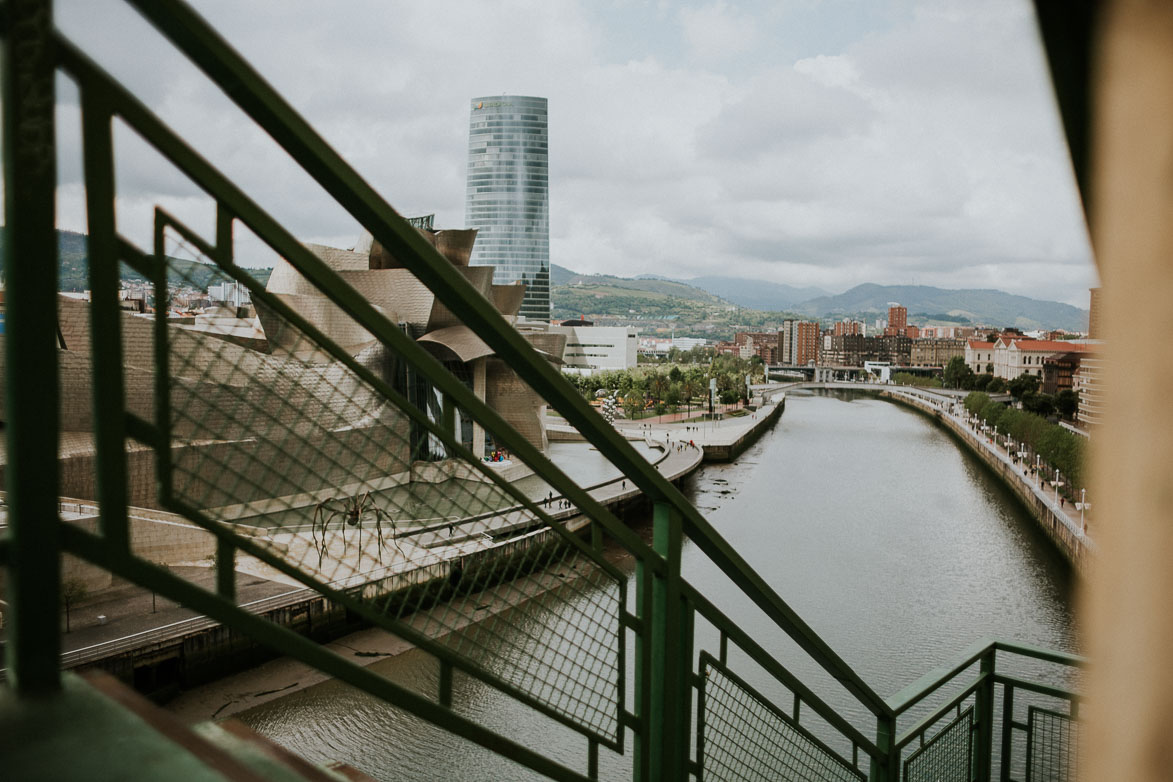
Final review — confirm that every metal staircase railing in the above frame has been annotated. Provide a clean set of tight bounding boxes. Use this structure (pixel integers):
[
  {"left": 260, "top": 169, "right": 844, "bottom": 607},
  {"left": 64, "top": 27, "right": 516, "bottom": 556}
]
[{"left": 0, "top": 1, "right": 1082, "bottom": 779}]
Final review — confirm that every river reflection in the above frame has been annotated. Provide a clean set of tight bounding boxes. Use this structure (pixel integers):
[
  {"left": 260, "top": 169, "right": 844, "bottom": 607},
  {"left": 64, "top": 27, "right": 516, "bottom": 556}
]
[{"left": 236, "top": 391, "right": 1076, "bottom": 780}]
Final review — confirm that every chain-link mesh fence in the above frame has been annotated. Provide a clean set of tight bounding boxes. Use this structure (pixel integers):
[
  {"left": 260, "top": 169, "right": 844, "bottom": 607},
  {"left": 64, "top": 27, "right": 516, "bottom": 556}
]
[
  {"left": 1027, "top": 707, "right": 1080, "bottom": 782},
  {"left": 903, "top": 706, "right": 973, "bottom": 782},
  {"left": 700, "top": 657, "right": 864, "bottom": 782}
]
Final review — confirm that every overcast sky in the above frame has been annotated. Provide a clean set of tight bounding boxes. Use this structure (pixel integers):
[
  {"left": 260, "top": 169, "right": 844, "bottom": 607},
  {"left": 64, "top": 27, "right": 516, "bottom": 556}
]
[{"left": 45, "top": 0, "right": 1095, "bottom": 307}]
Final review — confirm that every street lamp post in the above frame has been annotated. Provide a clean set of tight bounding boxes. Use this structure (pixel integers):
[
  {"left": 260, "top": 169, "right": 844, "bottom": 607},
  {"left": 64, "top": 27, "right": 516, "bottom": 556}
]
[{"left": 1078, "top": 488, "right": 1087, "bottom": 533}]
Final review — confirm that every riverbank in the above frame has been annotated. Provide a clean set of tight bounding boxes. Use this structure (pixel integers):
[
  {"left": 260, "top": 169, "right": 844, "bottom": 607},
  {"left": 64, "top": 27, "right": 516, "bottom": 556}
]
[
  {"left": 874, "top": 387, "right": 1094, "bottom": 575},
  {"left": 551, "top": 394, "right": 785, "bottom": 462}
]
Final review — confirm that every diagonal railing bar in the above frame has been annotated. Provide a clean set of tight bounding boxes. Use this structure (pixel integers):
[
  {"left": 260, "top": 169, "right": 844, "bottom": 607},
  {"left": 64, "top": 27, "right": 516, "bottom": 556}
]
[
  {"left": 79, "top": 80, "right": 131, "bottom": 552},
  {"left": 118, "top": 0, "right": 891, "bottom": 718},
  {"left": 699, "top": 652, "right": 866, "bottom": 781},
  {"left": 55, "top": 35, "right": 661, "bottom": 578},
  {"left": 60, "top": 523, "right": 594, "bottom": 782},
  {"left": 681, "top": 580, "right": 882, "bottom": 761},
  {"left": 894, "top": 677, "right": 985, "bottom": 751}
]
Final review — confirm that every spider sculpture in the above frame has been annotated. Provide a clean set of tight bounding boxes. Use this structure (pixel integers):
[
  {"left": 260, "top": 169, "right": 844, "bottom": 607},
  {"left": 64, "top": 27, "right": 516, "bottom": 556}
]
[{"left": 311, "top": 491, "right": 401, "bottom": 568}]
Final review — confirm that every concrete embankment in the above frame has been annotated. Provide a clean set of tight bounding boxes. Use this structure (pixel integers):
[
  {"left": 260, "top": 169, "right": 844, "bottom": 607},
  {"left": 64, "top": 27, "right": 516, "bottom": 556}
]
[
  {"left": 552, "top": 395, "right": 786, "bottom": 463},
  {"left": 876, "top": 388, "right": 1093, "bottom": 575},
  {"left": 695, "top": 398, "right": 785, "bottom": 461}
]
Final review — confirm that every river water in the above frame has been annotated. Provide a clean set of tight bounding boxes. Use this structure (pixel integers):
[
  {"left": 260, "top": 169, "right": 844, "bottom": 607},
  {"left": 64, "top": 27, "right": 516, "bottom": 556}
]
[{"left": 235, "top": 390, "right": 1077, "bottom": 780}]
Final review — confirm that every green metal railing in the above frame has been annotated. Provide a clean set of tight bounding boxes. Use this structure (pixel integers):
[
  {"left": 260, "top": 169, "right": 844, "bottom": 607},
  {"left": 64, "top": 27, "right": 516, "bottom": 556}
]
[{"left": 1, "top": 1, "right": 1083, "bottom": 779}]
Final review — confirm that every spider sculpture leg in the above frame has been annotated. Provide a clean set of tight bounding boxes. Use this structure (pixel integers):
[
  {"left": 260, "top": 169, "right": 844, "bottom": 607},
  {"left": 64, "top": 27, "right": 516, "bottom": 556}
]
[
  {"left": 313, "top": 500, "right": 347, "bottom": 568},
  {"left": 371, "top": 507, "right": 401, "bottom": 564}
]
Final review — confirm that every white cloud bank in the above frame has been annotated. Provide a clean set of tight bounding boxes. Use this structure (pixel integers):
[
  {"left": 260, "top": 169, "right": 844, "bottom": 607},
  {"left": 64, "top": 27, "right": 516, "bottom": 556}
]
[{"left": 43, "top": 0, "right": 1095, "bottom": 307}]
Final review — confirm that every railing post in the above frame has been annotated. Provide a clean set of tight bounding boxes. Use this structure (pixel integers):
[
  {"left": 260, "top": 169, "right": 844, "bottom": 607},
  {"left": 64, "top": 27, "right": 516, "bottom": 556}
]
[
  {"left": 999, "top": 682, "right": 1015, "bottom": 782},
  {"left": 2, "top": 0, "right": 62, "bottom": 695},
  {"left": 871, "top": 714, "right": 899, "bottom": 782},
  {"left": 636, "top": 500, "right": 692, "bottom": 780},
  {"left": 974, "top": 650, "right": 996, "bottom": 781}
]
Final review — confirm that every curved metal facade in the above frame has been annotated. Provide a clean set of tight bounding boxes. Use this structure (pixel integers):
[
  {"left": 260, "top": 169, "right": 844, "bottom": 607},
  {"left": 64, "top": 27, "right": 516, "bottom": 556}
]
[{"left": 465, "top": 95, "right": 550, "bottom": 321}]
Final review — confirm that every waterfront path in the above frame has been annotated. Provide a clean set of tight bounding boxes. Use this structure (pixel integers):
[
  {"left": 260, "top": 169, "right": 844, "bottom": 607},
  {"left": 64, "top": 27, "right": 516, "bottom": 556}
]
[{"left": 550, "top": 394, "right": 784, "bottom": 462}]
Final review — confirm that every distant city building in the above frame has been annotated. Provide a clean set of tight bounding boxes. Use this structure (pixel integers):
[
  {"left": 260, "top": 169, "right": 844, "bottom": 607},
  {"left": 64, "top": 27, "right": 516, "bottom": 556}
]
[
  {"left": 207, "top": 280, "right": 251, "bottom": 307},
  {"left": 1088, "top": 287, "right": 1102, "bottom": 338},
  {"left": 671, "top": 337, "right": 708, "bottom": 352},
  {"left": 637, "top": 336, "right": 708, "bottom": 356},
  {"left": 549, "top": 324, "right": 637, "bottom": 376},
  {"left": 910, "top": 338, "right": 965, "bottom": 368},
  {"left": 781, "top": 319, "right": 820, "bottom": 364},
  {"left": 1075, "top": 357, "right": 1104, "bottom": 426},
  {"left": 966, "top": 340, "right": 996, "bottom": 374},
  {"left": 991, "top": 337, "right": 1095, "bottom": 380},
  {"left": 833, "top": 319, "right": 865, "bottom": 337},
  {"left": 465, "top": 95, "right": 550, "bottom": 321},
  {"left": 734, "top": 331, "right": 779, "bottom": 363},
  {"left": 886, "top": 304, "right": 905, "bottom": 332},
  {"left": 1042, "top": 352, "right": 1085, "bottom": 395}
]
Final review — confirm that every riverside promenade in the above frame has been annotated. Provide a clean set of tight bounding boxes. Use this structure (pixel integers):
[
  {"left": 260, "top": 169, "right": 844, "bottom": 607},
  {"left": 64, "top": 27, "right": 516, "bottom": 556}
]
[{"left": 549, "top": 392, "right": 785, "bottom": 462}]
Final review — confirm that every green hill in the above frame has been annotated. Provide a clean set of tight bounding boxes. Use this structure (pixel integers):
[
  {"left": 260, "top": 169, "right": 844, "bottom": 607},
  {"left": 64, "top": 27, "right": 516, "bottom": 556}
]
[
  {"left": 0, "top": 228, "right": 272, "bottom": 292},
  {"left": 791, "top": 283, "right": 1088, "bottom": 332}
]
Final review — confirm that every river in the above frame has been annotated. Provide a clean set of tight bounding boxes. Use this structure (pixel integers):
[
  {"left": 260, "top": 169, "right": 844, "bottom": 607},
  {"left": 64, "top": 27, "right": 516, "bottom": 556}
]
[{"left": 233, "top": 390, "right": 1077, "bottom": 780}]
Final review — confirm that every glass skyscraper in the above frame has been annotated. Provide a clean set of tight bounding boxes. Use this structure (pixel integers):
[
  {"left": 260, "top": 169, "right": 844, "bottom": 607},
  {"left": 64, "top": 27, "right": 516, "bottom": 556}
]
[{"left": 465, "top": 95, "right": 550, "bottom": 321}]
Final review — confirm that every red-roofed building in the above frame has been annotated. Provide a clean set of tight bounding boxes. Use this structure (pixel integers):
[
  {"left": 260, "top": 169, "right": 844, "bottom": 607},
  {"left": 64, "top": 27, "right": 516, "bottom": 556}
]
[
  {"left": 993, "top": 338, "right": 1096, "bottom": 380},
  {"left": 965, "top": 340, "right": 996, "bottom": 374}
]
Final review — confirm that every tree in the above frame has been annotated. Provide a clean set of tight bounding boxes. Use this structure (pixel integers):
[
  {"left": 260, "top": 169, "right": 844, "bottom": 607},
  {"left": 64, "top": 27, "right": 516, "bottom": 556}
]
[
  {"left": 1056, "top": 389, "right": 1079, "bottom": 420},
  {"left": 61, "top": 577, "right": 89, "bottom": 633},
  {"left": 943, "top": 356, "right": 973, "bottom": 389},
  {"left": 1022, "top": 392, "right": 1056, "bottom": 418},
  {"left": 964, "top": 392, "right": 991, "bottom": 415},
  {"left": 647, "top": 373, "right": 667, "bottom": 414},
  {"left": 1008, "top": 373, "right": 1040, "bottom": 400},
  {"left": 623, "top": 390, "right": 645, "bottom": 421},
  {"left": 974, "top": 373, "right": 993, "bottom": 391},
  {"left": 681, "top": 376, "right": 701, "bottom": 418},
  {"left": 987, "top": 377, "right": 1006, "bottom": 393}
]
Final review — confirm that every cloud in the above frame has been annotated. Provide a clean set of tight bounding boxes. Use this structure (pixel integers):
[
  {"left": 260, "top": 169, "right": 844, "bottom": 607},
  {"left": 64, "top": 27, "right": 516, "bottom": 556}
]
[
  {"left": 41, "top": 0, "right": 1094, "bottom": 308},
  {"left": 678, "top": 2, "right": 761, "bottom": 60}
]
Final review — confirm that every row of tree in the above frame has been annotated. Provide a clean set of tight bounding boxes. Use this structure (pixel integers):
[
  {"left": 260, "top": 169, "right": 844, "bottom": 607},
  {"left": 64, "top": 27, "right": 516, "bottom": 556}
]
[
  {"left": 565, "top": 355, "right": 766, "bottom": 420},
  {"left": 942, "top": 357, "right": 1079, "bottom": 420},
  {"left": 963, "top": 391, "right": 1086, "bottom": 494}
]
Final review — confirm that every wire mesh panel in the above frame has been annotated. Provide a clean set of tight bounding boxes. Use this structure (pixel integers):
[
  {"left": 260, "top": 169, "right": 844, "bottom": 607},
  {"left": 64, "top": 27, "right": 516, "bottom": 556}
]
[
  {"left": 112, "top": 213, "right": 627, "bottom": 742},
  {"left": 903, "top": 706, "right": 973, "bottom": 782},
  {"left": 700, "top": 656, "right": 864, "bottom": 782},
  {"left": 1026, "top": 707, "right": 1080, "bottom": 782}
]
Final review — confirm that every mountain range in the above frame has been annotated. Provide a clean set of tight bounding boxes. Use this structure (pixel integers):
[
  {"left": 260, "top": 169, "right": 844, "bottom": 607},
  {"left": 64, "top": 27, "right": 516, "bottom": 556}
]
[
  {"left": 552, "top": 264, "right": 1088, "bottom": 332},
  {"left": 637, "top": 273, "right": 828, "bottom": 309},
  {"left": 0, "top": 232, "right": 1086, "bottom": 332}
]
